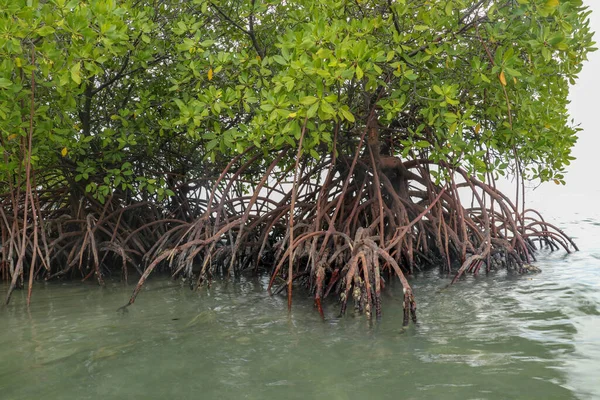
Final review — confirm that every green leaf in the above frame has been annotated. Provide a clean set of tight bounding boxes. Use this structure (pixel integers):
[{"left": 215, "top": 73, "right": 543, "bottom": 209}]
[
  {"left": 173, "top": 99, "right": 186, "bottom": 111},
  {"left": 307, "top": 102, "right": 319, "bottom": 118},
  {"left": 37, "top": 26, "right": 55, "bottom": 37},
  {"left": 504, "top": 67, "right": 522, "bottom": 77},
  {"left": 445, "top": 1, "right": 453, "bottom": 16},
  {"left": 0, "top": 78, "right": 12, "bottom": 89},
  {"left": 300, "top": 96, "right": 318, "bottom": 106},
  {"left": 320, "top": 101, "right": 335, "bottom": 115},
  {"left": 554, "top": 42, "right": 569, "bottom": 51},
  {"left": 355, "top": 65, "right": 364, "bottom": 80},
  {"left": 70, "top": 63, "right": 81, "bottom": 85},
  {"left": 178, "top": 38, "right": 195, "bottom": 51},
  {"left": 339, "top": 108, "right": 355, "bottom": 122},
  {"left": 404, "top": 71, "right": 418, "bottom": 81},
  {"left": 272, "top": 55, "right": 287, "bottom": 65}
]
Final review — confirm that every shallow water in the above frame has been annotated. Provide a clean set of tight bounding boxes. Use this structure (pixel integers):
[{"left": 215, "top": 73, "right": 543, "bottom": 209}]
[{"left": 1, "top": 215, "right": 599, "bottom": 400}]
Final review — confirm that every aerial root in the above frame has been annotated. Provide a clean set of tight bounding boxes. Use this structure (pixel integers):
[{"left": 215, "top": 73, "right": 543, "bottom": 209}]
[
  {"left": 113, "top": 147, "right": 573, "bottom": 323},
  {"left": 1, "top": 148, "right": 576, "bottom": 320}
]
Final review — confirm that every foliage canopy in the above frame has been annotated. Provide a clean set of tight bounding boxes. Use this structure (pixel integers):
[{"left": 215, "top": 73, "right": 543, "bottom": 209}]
[{"left": 0, "top": 0, "right": 595, "bottom": 201}]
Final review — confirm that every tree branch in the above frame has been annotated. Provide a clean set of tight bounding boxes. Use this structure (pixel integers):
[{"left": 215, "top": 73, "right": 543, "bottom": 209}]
[
  {"left": 387, "top": 0, "right": 402, "bottom": 36},
  {"left": 209, "top": 1, "right": 264, "bottom": 58}
]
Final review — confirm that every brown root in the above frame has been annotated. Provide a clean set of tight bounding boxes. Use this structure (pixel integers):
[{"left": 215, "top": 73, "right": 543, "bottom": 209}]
[{"left": 1, "top": 139, "right": 576, "bottom": 324}]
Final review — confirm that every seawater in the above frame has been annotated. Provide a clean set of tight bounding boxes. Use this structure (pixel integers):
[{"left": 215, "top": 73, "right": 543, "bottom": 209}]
[{"left": 1, "top": 215, "right": 599, "bottom": 400}]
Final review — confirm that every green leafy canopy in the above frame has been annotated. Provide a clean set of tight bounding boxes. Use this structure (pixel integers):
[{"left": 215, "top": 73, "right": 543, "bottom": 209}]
[{"left": 0, "top": 0, "right": 595, "bottom": 200}]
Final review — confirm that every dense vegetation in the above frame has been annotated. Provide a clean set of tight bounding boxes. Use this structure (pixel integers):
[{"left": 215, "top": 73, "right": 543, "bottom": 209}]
[{"left": 0, "top": 0, "right": 594, "bottom": 323}]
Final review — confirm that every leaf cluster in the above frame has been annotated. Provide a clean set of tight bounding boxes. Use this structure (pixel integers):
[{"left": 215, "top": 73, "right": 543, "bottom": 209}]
[{"left": 0, "top": 0, "right": 595, "bottom": 201}]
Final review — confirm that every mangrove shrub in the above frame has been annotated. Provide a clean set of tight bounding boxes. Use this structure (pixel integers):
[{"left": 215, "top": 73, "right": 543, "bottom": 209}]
[{"left": 0, "top": 0, "right": 594, "bottom": 322}]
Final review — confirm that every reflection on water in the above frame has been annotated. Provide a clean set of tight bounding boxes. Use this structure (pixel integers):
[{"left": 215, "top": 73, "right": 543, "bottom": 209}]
[{"left": 1, "top": 217, "right": 599, "bottom": 400}]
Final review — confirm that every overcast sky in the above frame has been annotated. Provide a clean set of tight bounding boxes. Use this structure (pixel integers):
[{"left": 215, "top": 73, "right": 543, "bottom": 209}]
[{"left": 522, "top": 0, "right": 599, "bottom": 218}]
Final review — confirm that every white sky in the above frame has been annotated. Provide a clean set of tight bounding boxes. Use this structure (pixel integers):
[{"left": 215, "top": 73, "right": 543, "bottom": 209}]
[{"left": 521, "top": 0, "right": 599, "bottom": 218}]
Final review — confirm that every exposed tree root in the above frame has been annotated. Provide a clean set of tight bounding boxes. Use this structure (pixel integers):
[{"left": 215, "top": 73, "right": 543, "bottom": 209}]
[
  {"left": 1, "top": 140, "right": 576, "bottom": 325},
  {"left": 118, "top": 134, "right": 575, "bottom": 324}
]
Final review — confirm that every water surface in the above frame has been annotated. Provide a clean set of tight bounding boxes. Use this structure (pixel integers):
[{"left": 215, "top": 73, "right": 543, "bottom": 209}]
[{"left": 1, "top": 215, "right": 599, "bottom": 400}]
